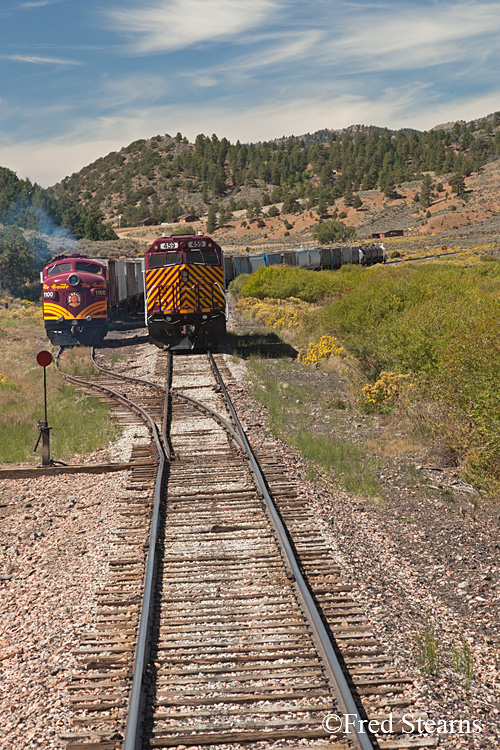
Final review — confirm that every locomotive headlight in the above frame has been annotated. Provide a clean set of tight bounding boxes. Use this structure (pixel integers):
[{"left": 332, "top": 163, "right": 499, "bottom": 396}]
[
  {"left": 86, "top": 315, "right": 92, "bottom": 321},
  {"left": 202, "top": 314, "right": 208, "bottom": 320},
  {"left": 57, "top": 316, "right": 64, "bottom": 322},
  {"left": 68, "top": 273, "right": 80, "bottom": 286},
  {"left": 166, "top": 316, "right": 172, "bottom": 322}
]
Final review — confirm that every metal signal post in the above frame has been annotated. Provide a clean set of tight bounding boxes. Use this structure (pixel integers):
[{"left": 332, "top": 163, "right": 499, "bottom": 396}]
[{"left": 34, "top": 350, "right": 53, "bottom": 466}]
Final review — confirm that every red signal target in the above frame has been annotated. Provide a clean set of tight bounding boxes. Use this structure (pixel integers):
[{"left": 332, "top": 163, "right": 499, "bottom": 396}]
[{"left": 36, "top": 350, "right": 53, "bottom": 367}]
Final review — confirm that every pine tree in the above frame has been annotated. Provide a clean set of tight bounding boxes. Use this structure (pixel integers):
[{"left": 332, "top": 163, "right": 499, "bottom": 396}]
[
  {"left": 206, "top": 203, "right": 218, "bottom": 233},
  {"left": 420, "top": 174, "right": 433, "bottom": 208}
]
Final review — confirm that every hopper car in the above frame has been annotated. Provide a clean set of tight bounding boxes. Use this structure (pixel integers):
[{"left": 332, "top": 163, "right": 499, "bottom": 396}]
[{"left": 223, "top": 243, "right": 386, "bottom": 286}]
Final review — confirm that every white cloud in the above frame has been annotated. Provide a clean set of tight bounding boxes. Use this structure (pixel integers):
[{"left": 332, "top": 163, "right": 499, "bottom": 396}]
[
  {"left": 106, "top": 0, "right": 281, "bottom": 53},
  {"left": 3, "top": 84, "right": 500, "bottom": 187},
  {"left": 196, "top": 29, "right": 324, "bottom": 80},
  {"left": 172, "top": 2, "right": 500, "bottom": 96},
  {"left": 4, "top": 54, "right": 81, "bottom": 65},
  {"left": 99, "top": 73, "right": 168, "bottom": 108},
  {"left": 322, "top": 2, "right": 500, "bottom": 72},
  {"left": 19, "top": 0, "right": 63, "bottom": 8}
]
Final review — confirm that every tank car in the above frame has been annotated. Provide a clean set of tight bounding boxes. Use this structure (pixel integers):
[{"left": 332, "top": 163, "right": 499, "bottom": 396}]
[
  {"left": 144, "top": 234, "right": 227, "bottom": 350},
  {"left": 41, "top": 253, "right": 109, "bottom": 346}
]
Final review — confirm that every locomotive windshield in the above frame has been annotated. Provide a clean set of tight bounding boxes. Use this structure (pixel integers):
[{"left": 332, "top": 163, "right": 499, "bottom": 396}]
[
  {"left": 149, "top": 251, "right": 182, "bottom": 268},
  {"left": 75, "top": 261, "right": 103, "bottom": 274},
  {"left": 46, "top": 262, "right": 72, "bottom": 276},
  {"left": 186, "top": 248, "right": 219, "bottom": 265}
]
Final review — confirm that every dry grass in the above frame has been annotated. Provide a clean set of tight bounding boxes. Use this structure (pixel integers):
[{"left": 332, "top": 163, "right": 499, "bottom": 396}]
[{"left": 0, "top": 299, "right": 120, "bottom": 463}]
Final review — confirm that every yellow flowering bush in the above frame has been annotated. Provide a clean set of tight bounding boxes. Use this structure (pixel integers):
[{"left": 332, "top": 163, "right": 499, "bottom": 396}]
[
  {"left": 298, "top": 336, "right": 346, "bottom": 367},
  {"left": 360, "top": 371, "right": 412, "bottom": 412},
  {"left": 236, "top": 296, "right": 310, "bottom": 330},
  {"left": 0, "top": 299, "right": 43, "bottom": 322}
]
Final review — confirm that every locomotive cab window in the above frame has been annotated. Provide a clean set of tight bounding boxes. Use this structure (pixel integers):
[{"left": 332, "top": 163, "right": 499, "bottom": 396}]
[
  {"left": 46, "top": 262, "right": 72, "bottom": 276},
  {"left": 149, "top": 252, "right": 182, "bottom": 268},
  {"left": 75, "top": 261, "right": 103, "bottom": 274},
  {"left": 187, "top": 248, "right": 219, "bottom": 265}
]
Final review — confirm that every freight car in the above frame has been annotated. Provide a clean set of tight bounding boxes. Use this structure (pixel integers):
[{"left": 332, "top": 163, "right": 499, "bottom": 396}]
[
  {"left": 144, "top": 233, "right": 227, "bottom": 350},
  {"left": 223, "top": 243, "right": 385, "bottom": 286},
  {"left": 41, "top": 252, "right": 144, "bottom": 346}
]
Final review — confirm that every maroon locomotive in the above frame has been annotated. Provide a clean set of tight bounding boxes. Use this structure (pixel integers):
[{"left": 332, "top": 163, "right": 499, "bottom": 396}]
[{"left": 41, "top": 253, "right": 109, "bottom": 346}]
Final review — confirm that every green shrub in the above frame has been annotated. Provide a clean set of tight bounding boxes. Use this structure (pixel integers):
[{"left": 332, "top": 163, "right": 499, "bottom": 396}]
[
  {"left": 241, "top": 262, "right": 500, "bottom": 488},
  {"left": 228, "top": 273, "right": 251, "bottom": 296}
]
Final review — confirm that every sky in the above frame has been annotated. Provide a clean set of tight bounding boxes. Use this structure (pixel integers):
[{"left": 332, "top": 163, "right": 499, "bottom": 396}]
[{"left": 1, "top": 0, "right": 500, "bottom": 187}]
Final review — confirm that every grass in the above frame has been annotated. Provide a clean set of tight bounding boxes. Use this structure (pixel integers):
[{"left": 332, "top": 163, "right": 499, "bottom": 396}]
[
  {"left": 0, "top": 302, "right": 121, "bottom": 463},
  {"left": 247, "top": 357, "right": 382, "bottom": 499},
  {"left": 415, "top": 619, "right": 475, "bottom": 688},
  {"left": 450, "top": 638, "right": 475, "bottom": 689},
  {"left": 416, "top": 618, "right": 441, "bottom": 676}
]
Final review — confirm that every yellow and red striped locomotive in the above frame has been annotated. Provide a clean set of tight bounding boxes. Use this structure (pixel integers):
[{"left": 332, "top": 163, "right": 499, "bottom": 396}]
[
  {"left": 41, "top": 253, "right": 109, "bottom": 346},
  {"left": 144, "top": 234, "right": 227, "bottom": 350}
]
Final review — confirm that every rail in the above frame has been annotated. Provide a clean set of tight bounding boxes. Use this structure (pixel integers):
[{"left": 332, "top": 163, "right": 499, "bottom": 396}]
[
  {"left": 206, "top": 351, "right": 374, "bottom": 750},
  {"left": 55, "top": 349, "right": 170, "bottom": 750},
  {"left": 59, "top": 348, "right": 374, "bottom": 750}
]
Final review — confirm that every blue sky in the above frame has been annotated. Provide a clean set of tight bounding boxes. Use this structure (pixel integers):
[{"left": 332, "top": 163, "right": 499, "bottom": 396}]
[{"left": 1, "top": 0, "right": 500, "bottom": 186}]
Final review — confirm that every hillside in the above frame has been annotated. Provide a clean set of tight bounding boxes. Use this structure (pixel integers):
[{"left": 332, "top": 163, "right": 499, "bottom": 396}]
[
  {"left": 49, "top": 114, "right": 500, "bottom": 243},
  {"left": 105, "top": 156, "right": 500, "bottom": 260},
  {"left": 0, "top": 166, "right": 116, "bottom": 242}
]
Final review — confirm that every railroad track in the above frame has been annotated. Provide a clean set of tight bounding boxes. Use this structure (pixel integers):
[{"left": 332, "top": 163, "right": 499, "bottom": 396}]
[{"left": 57, "top": 345, "right": 436, "bottom": 750}]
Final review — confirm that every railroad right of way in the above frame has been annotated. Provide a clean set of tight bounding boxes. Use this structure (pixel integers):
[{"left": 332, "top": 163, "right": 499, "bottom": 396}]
[{"left": 60, "top": 343, "right": 436, "bottom": 750}]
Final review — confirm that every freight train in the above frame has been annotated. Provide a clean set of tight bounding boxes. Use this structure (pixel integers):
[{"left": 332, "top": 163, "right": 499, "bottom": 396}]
[
  {"left": 41, "top": 252, "right": 143, "bottom": 346},
  {"left": 223, "top": 243, "right": 386, "bottom": 285},
  {"left": 144, "top": 233, "right": 227, "bottom": 350}
]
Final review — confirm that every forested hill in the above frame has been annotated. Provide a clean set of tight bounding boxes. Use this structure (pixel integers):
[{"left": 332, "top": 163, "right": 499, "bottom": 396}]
[
  {"left": 0, "top": 166, "right": 116, "bottom": 241},
  {"left": 50, "top": 114, "right": 500, "bottom": 228}
]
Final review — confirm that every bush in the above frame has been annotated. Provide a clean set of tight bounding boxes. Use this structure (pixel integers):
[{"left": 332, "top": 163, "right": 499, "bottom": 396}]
[
  {"left": 172, "top": 225, "right": 196, "bottom": 235},
  {"left": 236, "top": 296, "right": 310, "bottom": 329},
  {"left": 240, "top": 262, "right": 500, "bottom": 488},
  {"left": 312, "top": 219, "right": 355, "bottom": 243},
  {"left": 228, "top": 273, "right": 251, "bottom": 296},
  {"left": 240, "top": 265, "right": 355, "bottom": 302}
]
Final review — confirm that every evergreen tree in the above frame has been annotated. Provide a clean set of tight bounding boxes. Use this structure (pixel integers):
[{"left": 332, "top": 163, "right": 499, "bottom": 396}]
[
  {"left": 206, "top": 203, "right": 218, "bottom": 233},
  {"left": 0, "top": 226, "right": 34, "bottom": 293},
  {"left": 449, "top": 173, "right": 466, "bottom": 198},
  {"left": 420, "top": 174, "right": 434, "bottom": 208},
  {"left": 317, "top": 195, "right": 329, "bottom": 217}
]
